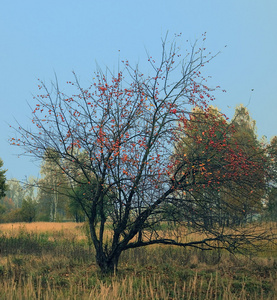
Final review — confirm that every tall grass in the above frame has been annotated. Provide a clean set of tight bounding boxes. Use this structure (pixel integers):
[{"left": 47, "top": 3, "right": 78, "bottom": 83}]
[
  {"left": 0, "top": 267, "right": 276, "bottom": 299},
  {"left": 0, "top": 222, "right": 276, "bottom": 299}
]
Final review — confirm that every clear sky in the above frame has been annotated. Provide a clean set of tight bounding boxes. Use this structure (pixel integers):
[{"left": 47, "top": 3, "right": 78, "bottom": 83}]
[{"left": 1, "top": 0, "right": 277, "bottom": 181}]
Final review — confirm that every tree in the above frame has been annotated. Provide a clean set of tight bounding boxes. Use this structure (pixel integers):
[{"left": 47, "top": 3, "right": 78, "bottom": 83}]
[
  {"left": 11, "top": 35, "right": 275, "bottom": 273},
  {"left": 37, "top": 149, "right": 70, "bottom": 221},
  {"left": 66, "top": 195, "right": 86, "bottom": 222},
  {"left": 267, "top": 136, "right": 277, "bottom": 184},
  {"left": 172, "top": 105, "right": 266, "bottom": 227},
  {"left": 67, "top": 175, "right": 114, "bottom": 222},
  {"left": 228, "top": 105, "right": 266, "bottom": 222},
  {"left": 19, "top": 198, "right": 37, "bottom": 222},
  {"left": 169, "top": 106, "right": 230, "bottom": 227},
  {"left": 265, "top": 136, "right": 277, "bottom": 220},
  {"left": 0, "top": 158, "right": 7, "bottom": 198},
  {"left": 6, "top": 178, "right": 24, "bottom": 209},
  {"left": 0, "top": 196, "right": 16, "bottom": 223},
  {"left": 1, "top": 178, "right": 39, "bottom": 222},
  {"left": 267, "top": 187, "right": 277, "bottom": 221},
  {"left": 0, "top": 203, "right": 7, "bottom": 221},
  {"left": 24, "top": 176, "right": 38, "bottom": 202}
]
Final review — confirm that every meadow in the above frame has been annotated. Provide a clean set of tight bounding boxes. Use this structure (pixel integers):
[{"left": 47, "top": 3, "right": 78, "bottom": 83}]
[{"left": 0, "top": 222, "right": 276, "bottom": 299}]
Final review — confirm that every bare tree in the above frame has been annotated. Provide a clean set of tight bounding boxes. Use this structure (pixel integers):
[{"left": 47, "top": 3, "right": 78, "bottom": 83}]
[{"left": 11, "top": 35, "right": 275, "bottom": 273}]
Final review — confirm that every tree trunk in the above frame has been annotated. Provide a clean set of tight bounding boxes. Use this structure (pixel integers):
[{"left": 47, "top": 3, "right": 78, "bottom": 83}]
[
  {"left": 96, "top": 250, "right": 120, "bottom": 274},
  {"left": 50, "top": 201, "right": 53, "bottom": 221},
  {"left": 88, "top": 218, "right": 122, "bottom": 274},
  {"left": 54, "top": 190, "right": 57, "bottom": 221}
]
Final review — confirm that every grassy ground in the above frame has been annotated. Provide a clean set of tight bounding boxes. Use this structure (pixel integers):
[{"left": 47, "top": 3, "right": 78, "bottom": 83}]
[{"left": 0, "top": 222, "right": 276, "bottom": 299}]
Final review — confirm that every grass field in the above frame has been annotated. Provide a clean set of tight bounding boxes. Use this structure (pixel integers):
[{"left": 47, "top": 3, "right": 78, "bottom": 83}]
[{"left": 0, "top": 222, "right": 276, "bottom": 299}]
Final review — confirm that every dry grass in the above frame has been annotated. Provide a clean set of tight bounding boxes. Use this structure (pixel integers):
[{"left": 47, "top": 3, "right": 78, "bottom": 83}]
[
  {"left": 1, "top": 272, "right": 275, "bottom": 300},
  {"left": 1, "top": 221, "right": 275, "bottom": 248},
  {"left": 0, "top": 222, "right": 276, "bottom": 299},
  {"left": 0, "top": 222, "right": 86, "bottom": 240},
  {"left": 0, "top": 259, "right": 276, "bottom": 300}
]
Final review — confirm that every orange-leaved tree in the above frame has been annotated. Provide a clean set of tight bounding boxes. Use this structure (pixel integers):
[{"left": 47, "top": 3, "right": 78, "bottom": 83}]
[
  {"left": 11, "top": 35, "right": 275, "bottom": 273},
  {"left": 171, "top": 105, "right": 266, "bottom": 228}
]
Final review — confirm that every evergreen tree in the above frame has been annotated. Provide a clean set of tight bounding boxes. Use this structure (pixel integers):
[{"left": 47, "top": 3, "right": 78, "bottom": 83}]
[{"left": 0, "top": 158, "right": 7, "bottom": 198}]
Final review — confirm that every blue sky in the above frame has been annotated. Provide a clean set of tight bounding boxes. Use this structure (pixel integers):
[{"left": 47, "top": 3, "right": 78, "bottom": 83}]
[{"left": 1, "top": 0, "right": 277, "bottom": 181}]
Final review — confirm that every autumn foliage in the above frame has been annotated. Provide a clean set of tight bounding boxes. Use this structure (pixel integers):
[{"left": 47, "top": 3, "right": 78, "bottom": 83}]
[{"left": 171, "top": 106, "right": 266, "bottom": 226}]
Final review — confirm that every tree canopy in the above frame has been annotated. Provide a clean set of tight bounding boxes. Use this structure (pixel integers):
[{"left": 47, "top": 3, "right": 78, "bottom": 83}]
[{"left": 172, "top": 105, "right": 266, "bottom": 226}]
